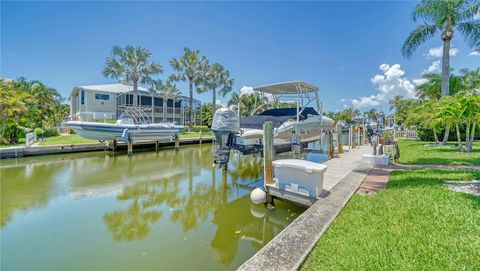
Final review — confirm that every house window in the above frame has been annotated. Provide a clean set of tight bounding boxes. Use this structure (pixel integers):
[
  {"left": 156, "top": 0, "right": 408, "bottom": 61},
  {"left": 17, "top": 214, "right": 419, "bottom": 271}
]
[
  {"left": 141, "top": 95, "right": 152, "bottom": 106},
  {"left": 81, "top": 91, "right": 85, "bottom": 105},
  {"left": 95, "top": 93, "right": 110, "bottom": 101}
]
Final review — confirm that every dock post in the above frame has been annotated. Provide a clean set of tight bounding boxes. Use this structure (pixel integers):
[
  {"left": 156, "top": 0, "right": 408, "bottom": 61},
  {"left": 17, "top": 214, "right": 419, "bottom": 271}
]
[
  {"left": 351, "top": 125, "right": 356, "bottom": 149},
  {"left": 263, "top": 121, "right": 275, "bottom": 208},
  {"left": 263, "top": 121, "right": 274, "bottom": 185},
  {"left": 328, "top": 131, "right": 334, "bottom": 159},
  {"left": 337, "top": 124, "right": 344, "bottom": 154},
  {"left": 199, "top": 129, "right": 203, "bottom": 145},
  {"left": 155, "top": 140, "right": 159, "bottom": 152},
  {"left": 363, "top": 125, "right": 368, "bottom": 145},
  {"left": 175, "top": 134, "right": 180, "bottom": 150},
  {"left": 127, "top": 141, "right": 133, "bottom": 156}
]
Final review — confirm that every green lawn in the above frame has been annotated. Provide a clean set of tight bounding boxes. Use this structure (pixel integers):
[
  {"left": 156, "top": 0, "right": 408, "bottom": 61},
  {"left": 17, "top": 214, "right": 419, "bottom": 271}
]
[
  {"left": 302, "top": 169, "right": 480, "bottom": 271},
  {"left": 179, "top": 131, "right": 213, "bottom": 139},
  {"left": 1, "top": 132, "right": 213, "bottom": 147},
  {"left": 37, "top": 134, "right": 98, "bottom": 145},
  {"left": 397, "top": 140, "right": 480, "bottom": 165}
]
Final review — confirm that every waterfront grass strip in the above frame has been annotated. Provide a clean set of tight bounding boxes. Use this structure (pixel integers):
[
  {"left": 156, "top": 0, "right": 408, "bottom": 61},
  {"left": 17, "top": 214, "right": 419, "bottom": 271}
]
[
  {"left": 302, "top": 169, "right": 480, "bottom": 271},
  {"left": 396, "top": 140, "right": 480, "bottom": 165}
]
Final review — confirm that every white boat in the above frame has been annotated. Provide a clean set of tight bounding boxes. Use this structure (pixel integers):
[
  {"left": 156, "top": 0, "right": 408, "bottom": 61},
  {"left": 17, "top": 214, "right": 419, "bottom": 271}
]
[
  {"left": 233, "top": 81, "right": 335, "bottom": 153},
  {"left": 211, "top": 81, "right": 335, "bottom": 163},
  {"left": 67, "top": 119, "right": 184, "bottom": 143}
]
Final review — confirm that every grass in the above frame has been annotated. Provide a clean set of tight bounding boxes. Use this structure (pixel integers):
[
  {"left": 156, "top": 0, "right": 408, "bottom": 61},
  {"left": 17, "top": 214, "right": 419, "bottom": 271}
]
[
  {"left": 396, "top": 140, "right": 480, "bottom": 165},
  {"left": 302, "top": 169, "right": 480, "bottom": 271},
  {"left": 0, "top": 132, "right": 213, "bottom": 147},
  {"left": 37, "top": 134, "right": 98, "bottom": 145},
  {"left": 179, "top": 131, "right": 213, "bottom": 139}
]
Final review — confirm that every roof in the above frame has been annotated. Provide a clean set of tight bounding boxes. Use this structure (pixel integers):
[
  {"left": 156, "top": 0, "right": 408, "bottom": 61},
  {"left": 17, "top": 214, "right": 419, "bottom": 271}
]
[
  {"left": 69, "top": 83, "right": 196, "bottom": 102},
  {"left": 253, "top": 81, "right": 318, "bottom": 94},
  {"left": 76, "top": 83, "right": 149, "bottom": 94}
]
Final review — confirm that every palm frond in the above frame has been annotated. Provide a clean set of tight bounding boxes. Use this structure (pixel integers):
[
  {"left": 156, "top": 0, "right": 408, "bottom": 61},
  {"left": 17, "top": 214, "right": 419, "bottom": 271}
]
[
  {"left": 402, "top": 24, "right": 438, "bottom": 58},
  {"left": 456, "top": 21, "right": 480, "bottom": 50}
]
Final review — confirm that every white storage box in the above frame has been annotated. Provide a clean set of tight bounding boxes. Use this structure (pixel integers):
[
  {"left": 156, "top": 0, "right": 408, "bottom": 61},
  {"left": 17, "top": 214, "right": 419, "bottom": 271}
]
[
  {"left": 272, "top": 159, "right": 327, "bottom": 198},
  {"left": 361, "top": 154, "right": 390, "bottom": 166}
]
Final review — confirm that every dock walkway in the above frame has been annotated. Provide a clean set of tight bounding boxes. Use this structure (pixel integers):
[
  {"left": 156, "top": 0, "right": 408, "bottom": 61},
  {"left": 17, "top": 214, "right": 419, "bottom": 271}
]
[{"left": 238, "top": 146, "right": 373, "bottom": 271}]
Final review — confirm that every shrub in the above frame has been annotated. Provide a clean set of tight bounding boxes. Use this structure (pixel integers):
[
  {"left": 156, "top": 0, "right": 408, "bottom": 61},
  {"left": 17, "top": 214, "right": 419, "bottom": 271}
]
[
  {"left": 416, "top": 123, "right": 480, "bottom": 141},
  {"left": 34, "top": 128, "right": 45, "bottom": 137},
  {"left": 44, "top": 128, "right": 59, "bottom": 137},
  {"left": 183, "top": 125, "right": 209, "bottom": 132}
]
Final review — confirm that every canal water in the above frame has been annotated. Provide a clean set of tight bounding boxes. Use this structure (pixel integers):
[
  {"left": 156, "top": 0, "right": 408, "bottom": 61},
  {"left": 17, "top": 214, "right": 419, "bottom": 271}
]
[{"left": 0, "top": 144, "right": 305, "bottom": 271}]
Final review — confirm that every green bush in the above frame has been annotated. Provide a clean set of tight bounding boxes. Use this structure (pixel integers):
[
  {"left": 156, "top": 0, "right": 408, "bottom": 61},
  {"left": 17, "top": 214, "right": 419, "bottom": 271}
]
[
  {"left": 416, "top": 123, "right": 480, "bottom": 141},
  {"left": 44, "top": 128, "right": 59, "bottom": 137},
  {"left": 34, "top": 128, "right": 45, "bottom": 137},
  {"left": 183, "top": 125, "right": 209, "bottom": 132}
]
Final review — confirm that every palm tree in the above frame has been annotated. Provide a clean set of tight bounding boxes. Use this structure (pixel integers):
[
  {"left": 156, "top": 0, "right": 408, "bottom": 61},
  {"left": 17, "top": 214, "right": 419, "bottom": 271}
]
[
  {"left": 197, "top": 63, "right": 234, "bottom": 116},
  {"left": 103, "top": 45, "right": 163, "bottom": 106},
  {"left": 170, "top": 48, "right": 208, "bottom": 132},
  {"left": 171, "top": 91, "right": 181, "bottom": 124},
  {"left": 150, "top": 78, "right": 181, "bottom": 123},
  {"left": 402, "top": 0, "right": 480, "bottom": 96}
]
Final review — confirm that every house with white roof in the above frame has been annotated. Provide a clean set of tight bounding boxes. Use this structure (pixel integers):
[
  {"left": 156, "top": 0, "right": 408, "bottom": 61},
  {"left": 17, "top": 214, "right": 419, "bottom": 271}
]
[{"left": 69, "top": 83, "right": 201, "bottom": 125}]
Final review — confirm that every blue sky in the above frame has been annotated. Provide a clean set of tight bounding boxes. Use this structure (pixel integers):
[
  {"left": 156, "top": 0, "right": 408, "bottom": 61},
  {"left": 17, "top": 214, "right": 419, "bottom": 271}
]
[{"left": 2, "top": 1, "right": 479, "bottom": 112}]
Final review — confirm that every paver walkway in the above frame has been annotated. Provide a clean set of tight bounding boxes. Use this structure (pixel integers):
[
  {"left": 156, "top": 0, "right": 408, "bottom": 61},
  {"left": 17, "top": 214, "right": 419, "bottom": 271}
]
[
  {"left": 358, "top": 162, "right": 480, "bottom": 195},
  {"left": 357, "top": 167, "right": 390, "bottom": 195}
]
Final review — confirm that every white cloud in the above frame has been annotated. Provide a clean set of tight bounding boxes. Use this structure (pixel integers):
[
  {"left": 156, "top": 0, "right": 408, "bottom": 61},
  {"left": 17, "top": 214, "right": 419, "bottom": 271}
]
[
  {"left": 240, "top": 85, "right": 274, "bottom": 101},
  {"left": 427, "top": 46, "right": 458, "bottom": 58},
  {"left": 469, "top": 51, "right": 480, "bottom": 56},
  {"left": 413, "top": 78, "right": 428, "bottom": 86},
  {"left": 240, "top": 86, "right": 254, "bottom": 96},
  {"left": 350, "top": 64, "right": 416, "bottom": 109},
  {"left": 422, "top": 60, "right": 441, "bottom": 74},
  {"left": 474, "top": 12, "right": 480, "bottom": 20}
]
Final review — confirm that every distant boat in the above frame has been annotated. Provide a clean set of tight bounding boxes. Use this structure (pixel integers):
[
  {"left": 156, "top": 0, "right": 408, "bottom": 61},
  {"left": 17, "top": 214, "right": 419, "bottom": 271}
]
[{"left": 67, "top": 111, "right": 184, "bottom": 143}]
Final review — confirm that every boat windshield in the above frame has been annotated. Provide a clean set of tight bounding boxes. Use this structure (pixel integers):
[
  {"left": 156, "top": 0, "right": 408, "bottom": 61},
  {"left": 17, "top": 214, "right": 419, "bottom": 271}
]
[{"left": 240, "top": 107, "right": 318, "bottom": 129}]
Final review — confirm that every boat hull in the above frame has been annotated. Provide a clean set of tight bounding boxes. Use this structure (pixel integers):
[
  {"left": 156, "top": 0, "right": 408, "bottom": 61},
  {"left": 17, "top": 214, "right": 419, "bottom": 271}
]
[
  {"left": 67, "top": 121, "right": 184, "bottom": 142},
  {"left": 234, "top": 116, "right": 334, "bottom": 153}
]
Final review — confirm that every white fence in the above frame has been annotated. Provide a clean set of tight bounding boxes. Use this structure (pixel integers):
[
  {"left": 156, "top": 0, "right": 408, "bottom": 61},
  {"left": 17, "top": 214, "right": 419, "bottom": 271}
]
[{"left": 393, "top": 130, "right": 418, "bottom": 140}]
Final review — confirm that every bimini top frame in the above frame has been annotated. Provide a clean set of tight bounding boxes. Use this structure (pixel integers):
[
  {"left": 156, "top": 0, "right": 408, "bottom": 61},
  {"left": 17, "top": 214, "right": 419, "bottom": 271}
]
[{"left": 252, "top": 81, "right": 322, "bottom": 117}]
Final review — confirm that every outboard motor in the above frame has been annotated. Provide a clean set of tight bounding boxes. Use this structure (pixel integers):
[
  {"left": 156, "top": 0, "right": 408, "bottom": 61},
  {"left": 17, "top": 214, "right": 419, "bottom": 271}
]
[{"left": 211, "top": 108, "right": 239, "bottom": 165}]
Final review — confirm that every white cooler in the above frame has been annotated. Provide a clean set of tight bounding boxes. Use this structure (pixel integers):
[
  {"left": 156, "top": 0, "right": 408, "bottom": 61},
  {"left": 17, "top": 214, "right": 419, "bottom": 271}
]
[{"left": 272, "top": 159, "right": 327, "bottom": 198}]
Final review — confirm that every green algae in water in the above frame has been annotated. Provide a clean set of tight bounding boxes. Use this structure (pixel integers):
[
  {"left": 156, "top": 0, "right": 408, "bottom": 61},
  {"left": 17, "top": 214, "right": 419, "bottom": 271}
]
[{"left": 0, "top": 145, "right": 304, "bottom": 271}]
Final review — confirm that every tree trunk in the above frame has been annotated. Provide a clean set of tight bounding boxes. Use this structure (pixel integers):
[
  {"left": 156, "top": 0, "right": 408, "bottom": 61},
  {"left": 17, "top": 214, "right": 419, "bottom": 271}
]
[
  {"left": 465, "top": 122, "right": 470, "bottom": 153},
  {"left": 468, "top": 123, "right": 476, "bottom": 152},
  {"left": 456, "top": 123, "right": 462, "bottom": 151},
  {"left": 441, "top": 39, "right": 451, "bottom": 96},
  {"left": 433, "top": 129, "right": 439, "bottom": 144},
  {"left": 212, "top": 88, "right": 216, "bottom": 119},
  {"left": 163, "top": 97, "right": 167, "bottom": 123},
  {"left": 173, "top": 99, "right": 176, "bottom": 123},
  {"left": 151, "top": 96, "right": 154, "bottom": 123},
  {"left": 188, "top": 80, "right": 193, "bottom": 132},
  {"left": 133, "top": 80, "right": 138, "bottom": 106},
  {"left": 442, "top": 123, "right": 450, "bottom": 145}
]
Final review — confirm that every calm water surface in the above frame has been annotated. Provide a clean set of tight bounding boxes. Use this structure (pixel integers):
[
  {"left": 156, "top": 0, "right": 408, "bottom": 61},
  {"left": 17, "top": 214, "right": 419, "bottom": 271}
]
[{"left": 0, "top": 144, "right": 305, "bottom": 271}]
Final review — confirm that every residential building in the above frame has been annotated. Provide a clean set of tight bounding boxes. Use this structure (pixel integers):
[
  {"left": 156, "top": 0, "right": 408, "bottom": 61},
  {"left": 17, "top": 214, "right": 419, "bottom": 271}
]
[{"left": 69, "top": 83, "right": 201, "bottom": 125}]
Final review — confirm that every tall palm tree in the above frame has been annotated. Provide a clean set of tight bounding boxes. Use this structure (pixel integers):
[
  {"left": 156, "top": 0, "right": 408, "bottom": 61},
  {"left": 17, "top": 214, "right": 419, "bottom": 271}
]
[
  {"left": 170, "top": 48, "right": 208, "bottom": 132},
  {"left": 402, "top": 0, "right": 480, "bottom": 96},
  {"left": 103, "top": 45, "right": 163, "bottom": 106},
  {"left": 150, "top": 78, "right": 181, "bottom": 123},
  {"left": 171, "top": 91, "right": 181, "bottom": 124},
  {"left": 197, "top": 63, "right": 234, "bottom": 116}
]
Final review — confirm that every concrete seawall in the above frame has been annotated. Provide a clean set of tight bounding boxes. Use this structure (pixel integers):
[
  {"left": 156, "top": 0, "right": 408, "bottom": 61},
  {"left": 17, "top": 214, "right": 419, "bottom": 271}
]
[{"left": 0, "top": 138, "right": 214, "bottom": 159}]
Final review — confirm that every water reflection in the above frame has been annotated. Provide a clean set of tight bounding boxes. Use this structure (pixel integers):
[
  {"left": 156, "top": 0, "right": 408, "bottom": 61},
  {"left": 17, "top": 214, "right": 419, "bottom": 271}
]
[{"left": 1, "top": 145, "right": 304, "bottom": 270}]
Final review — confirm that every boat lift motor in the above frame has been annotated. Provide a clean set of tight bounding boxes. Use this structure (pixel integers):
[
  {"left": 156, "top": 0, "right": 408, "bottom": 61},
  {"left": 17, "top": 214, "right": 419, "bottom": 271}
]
[{"left": 211, "top": 108, "right": 240, "bottom": 165}]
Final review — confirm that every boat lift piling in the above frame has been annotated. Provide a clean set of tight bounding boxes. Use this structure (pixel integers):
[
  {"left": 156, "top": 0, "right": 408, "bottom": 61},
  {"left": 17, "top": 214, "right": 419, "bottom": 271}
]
[
  {"left": 263, "top": 121, "right": 275, "bottom": 207},
  {"left": 337, "top": 123, "right": 344, "bottom": 154}
]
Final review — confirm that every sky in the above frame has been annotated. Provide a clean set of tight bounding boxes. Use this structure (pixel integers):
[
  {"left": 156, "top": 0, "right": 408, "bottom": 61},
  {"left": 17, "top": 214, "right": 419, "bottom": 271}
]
[{"left": 1, "top": 1, "right": 479, "bottom": 112}]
